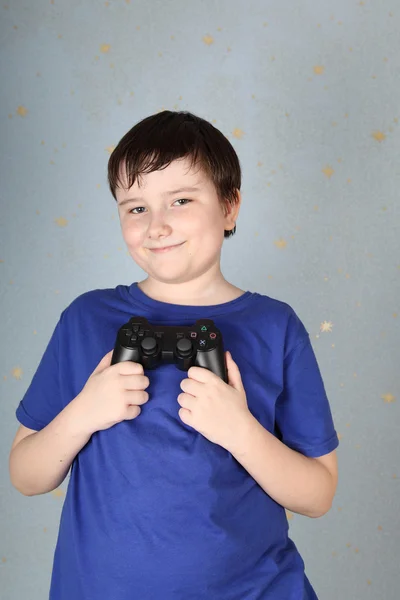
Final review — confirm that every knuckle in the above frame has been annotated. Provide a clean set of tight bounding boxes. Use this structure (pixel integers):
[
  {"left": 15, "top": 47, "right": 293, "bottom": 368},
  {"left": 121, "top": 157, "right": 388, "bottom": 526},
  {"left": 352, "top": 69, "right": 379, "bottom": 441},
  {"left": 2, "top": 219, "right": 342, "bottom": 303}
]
[{"left": 118, "top": 361, "right": 143, "bottom": 374}]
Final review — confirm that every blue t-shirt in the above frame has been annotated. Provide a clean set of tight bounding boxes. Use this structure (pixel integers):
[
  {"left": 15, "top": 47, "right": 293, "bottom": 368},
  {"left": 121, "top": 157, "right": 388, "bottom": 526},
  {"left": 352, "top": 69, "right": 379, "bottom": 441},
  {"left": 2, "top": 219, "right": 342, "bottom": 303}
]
[{"left": 16, "top": 282, "right": 339, "bottom": 600}]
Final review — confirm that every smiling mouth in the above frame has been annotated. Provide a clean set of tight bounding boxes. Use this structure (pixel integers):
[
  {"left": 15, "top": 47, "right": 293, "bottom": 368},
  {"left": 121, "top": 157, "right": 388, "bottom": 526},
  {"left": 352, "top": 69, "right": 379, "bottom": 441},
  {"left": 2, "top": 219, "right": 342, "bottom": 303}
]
[{"left": 148, "top": 242, "right": 185, "bottom": 253}]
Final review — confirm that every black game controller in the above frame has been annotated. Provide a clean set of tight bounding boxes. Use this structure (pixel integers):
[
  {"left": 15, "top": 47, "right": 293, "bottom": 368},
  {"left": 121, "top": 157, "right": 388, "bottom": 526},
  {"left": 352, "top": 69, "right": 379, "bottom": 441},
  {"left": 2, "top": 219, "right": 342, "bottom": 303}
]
[{"left": 111, "top": 317, "right": 228, "bottom": 383}]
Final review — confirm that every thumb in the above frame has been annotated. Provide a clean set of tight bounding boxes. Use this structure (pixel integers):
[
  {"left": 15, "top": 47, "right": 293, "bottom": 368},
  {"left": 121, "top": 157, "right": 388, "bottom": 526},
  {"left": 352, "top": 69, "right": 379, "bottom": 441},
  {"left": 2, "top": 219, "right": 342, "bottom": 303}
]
[
  {"left": 91, "top": 349, "right": 114, "bottom": 376},
  {"left": 226, "top": 351, "right": 243, "bottom": 391}
]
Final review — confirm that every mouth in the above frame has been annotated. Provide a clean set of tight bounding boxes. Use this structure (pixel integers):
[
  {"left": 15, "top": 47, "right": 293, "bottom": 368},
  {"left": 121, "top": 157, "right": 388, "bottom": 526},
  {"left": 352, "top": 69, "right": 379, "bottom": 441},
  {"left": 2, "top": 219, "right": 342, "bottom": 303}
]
[{"left": 148, "top": 242, "right": 185, "bottom": 253}]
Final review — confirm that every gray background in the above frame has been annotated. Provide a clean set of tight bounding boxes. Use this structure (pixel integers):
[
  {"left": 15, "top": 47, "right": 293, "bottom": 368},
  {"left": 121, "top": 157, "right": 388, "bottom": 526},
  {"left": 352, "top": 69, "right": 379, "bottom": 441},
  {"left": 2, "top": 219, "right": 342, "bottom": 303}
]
[{"left": 1, "top": 1, "right": 399, "bottom": 598}]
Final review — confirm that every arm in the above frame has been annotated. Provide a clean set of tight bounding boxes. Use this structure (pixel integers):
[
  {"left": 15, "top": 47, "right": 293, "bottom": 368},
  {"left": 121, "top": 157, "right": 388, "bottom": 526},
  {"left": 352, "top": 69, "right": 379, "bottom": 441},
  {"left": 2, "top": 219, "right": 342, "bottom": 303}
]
[
  {"left": 9, "top": 397, "right": 92, "bottom": 496},
  {"left": 227, "top": 414, "right": 338, "bottom": 518},
  {"left": 9, "top": 351, "right": 150, "bottom": 497}
]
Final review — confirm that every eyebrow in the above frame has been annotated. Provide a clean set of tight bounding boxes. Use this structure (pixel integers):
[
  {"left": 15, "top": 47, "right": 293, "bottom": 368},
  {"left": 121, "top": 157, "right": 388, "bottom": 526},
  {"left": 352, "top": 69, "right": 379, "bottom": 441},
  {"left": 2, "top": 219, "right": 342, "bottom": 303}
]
[{"left": 118, "top": 186, "right": 202, "bottom": 207}]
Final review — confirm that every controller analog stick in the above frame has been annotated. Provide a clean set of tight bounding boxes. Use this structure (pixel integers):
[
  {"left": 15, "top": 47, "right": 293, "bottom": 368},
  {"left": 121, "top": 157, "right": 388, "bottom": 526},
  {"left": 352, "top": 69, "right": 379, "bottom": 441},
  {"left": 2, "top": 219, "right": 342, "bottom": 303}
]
[
  {"left": 176, "top": 337, "right": 193, "bottom": 357},
  {"left": 141, "top": 336, "right": 157, "bottom": 356}
]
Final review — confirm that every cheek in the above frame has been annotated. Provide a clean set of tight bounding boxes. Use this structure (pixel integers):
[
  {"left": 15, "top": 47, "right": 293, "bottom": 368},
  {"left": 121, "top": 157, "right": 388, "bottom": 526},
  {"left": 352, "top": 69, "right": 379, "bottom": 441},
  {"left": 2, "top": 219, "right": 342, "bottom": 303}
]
[
  {"left": 120, "top": 219, "right": 143, "bottom": 244},
  {"left": 200, "top": 212, "right": 226, "bottom": 238},
  {"left": 189, "top": 208, "right": 222, "bottom": 233}
]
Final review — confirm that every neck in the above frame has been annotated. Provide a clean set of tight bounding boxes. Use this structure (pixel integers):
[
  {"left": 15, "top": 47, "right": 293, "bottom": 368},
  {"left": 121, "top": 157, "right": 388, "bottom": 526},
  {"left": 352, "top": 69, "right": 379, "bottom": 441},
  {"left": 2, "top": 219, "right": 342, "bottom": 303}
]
[{"left": 138, "top": 268, "right": 243, "bottom": 306}]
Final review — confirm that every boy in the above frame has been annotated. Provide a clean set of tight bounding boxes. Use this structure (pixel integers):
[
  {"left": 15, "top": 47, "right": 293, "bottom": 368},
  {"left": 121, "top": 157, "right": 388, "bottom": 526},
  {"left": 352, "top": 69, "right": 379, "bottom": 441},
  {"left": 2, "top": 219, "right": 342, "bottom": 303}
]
[{"left": 9, "top": 110, "right": 339, "bottom": 599}]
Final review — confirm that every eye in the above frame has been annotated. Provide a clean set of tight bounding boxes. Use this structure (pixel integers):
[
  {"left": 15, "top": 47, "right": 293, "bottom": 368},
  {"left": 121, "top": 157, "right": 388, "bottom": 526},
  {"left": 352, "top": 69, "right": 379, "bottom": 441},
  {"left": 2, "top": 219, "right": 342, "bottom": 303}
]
[
  {"left": 174, "top": 198, "right": 192, "bottom": 206},
  {"left": 129, "top": 198, "right": 192, "bottom": 214}
]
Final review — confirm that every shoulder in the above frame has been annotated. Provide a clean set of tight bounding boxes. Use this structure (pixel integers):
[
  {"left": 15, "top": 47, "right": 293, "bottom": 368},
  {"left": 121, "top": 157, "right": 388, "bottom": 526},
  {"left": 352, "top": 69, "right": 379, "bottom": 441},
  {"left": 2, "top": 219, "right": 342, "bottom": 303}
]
[
  {"left": 59, "top": 284, "right": 129, "bottom": 325},
  {"left": 250, "top": 292, "right": 309, "bottom": 348},
  {"left": 253, "top": 293, "right": 305, "bottom": 334}
]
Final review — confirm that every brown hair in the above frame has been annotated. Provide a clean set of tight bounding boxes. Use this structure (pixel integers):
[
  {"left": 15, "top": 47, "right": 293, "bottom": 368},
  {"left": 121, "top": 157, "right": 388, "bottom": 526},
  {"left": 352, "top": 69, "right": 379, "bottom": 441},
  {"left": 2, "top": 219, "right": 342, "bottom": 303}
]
[{"left": 107, "top": 110, "right": 241, "bottom": 238}]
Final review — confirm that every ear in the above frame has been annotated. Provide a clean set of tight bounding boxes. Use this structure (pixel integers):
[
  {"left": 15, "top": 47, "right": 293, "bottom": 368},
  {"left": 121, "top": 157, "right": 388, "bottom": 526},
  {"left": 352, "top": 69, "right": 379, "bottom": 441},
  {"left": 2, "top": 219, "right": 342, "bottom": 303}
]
[{"left": 224, "top": 190, "right": 241, "bottom": 230}]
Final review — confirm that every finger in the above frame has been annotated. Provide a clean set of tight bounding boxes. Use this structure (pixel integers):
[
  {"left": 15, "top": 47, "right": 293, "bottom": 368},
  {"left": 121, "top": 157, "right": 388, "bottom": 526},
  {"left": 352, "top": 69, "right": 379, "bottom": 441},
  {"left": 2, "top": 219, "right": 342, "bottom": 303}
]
[
  {"left": 122, "top": 375, "right": 150, "bottom": 391},
  {"left": 226, "top": 351, "right": 244, "bottom": 390},
  {"left": 113, "top": 360, "right": 144, "bottom": 375},
  {"left": 178, "top": 407, "right": 192, "bottom": 425},
  {"left": 124, "top": 390, "right": 149, "bottom": 405},
  {"left": 91, "top": 350, "right": 114, "bottom": 375},
  {"left": 180, "top": 377, "right": 201, "bottom": 396},
  {"left": 125, "top": 405, "right": 141, "bottom": 420},
  {"left": 177, "top": 392, "right": 195, "bottom": 410},
  {"left": 187, "top": 366, "right": 215, "bottom": 383}
]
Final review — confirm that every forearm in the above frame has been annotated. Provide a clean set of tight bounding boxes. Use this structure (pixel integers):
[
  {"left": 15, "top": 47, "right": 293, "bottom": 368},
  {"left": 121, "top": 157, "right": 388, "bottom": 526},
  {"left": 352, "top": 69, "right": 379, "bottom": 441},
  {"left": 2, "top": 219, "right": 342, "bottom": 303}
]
[
  {"left": 227, "top": 414, "right": 335, "bottom": 518},
  {"left": 9, "top": 396, "right": 92, "bottom": 496}
]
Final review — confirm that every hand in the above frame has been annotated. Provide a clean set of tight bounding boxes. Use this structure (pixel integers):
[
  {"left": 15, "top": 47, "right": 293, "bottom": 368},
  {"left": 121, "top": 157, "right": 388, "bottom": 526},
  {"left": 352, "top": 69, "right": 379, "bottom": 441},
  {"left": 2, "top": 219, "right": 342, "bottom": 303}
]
[
  {"left": 177, "top": 351, "right": 252, "bottom": 450},
  {"left": 74, "top": 350, "right": 150, "bottom": 435}
]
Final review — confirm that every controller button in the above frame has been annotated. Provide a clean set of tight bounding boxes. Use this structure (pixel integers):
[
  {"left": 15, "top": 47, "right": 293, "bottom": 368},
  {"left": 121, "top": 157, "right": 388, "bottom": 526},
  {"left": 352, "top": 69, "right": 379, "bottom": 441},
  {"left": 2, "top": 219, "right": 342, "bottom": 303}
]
[
  {"left": 190, "top": 332, "right": 197, "bottom": 338},
  {"left": 176, "top": 337, "right": 193, "bottom": 357},
  {"left": 209, "top": 333, "right": 217, "bottom": 339},
  {"left": 199, "top": 339, "right": 207, "bottom": 348},
  {"left": 141, "top": 336, "right": 157, "bottom": 356}
]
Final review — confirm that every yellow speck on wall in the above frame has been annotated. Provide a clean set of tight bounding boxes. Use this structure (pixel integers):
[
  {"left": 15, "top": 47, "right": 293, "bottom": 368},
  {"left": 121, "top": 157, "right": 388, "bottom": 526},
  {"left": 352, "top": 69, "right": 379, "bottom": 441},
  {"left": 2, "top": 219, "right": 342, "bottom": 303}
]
[
  {"left": 322, "top": 166, "right": 334, "bottom": 178},
  {"left": 320, "top": 321, "right": 333, "bottom": 333},
  {"left": 100, "top": 44, "right": 111, "bottom": 53},
  {"left": 12, "top": 367, "right": 23, "bottom": 380},
  {"left": 232, "top": 128, "right": 244, "bottom": 139},
  {"left": 202, "top": 35, "right": 214, "bottom": 46},
  {"left": 313, "top": 65, "right": 325, "bottom": 75},
  {"left": 381, "top": 393, "right": 395, "bottom": 404},
  {"left": 372, "top": 130, "right": 386, "bottom": 142},
  {"left": 274, "top": 238, "right": 287, "bottom": 249},
  {"left": 16, "top": 106, "right": 28, "bottom": 117},
  {"left": 55, "top": 217, "right": 68, "bottom": 227}
]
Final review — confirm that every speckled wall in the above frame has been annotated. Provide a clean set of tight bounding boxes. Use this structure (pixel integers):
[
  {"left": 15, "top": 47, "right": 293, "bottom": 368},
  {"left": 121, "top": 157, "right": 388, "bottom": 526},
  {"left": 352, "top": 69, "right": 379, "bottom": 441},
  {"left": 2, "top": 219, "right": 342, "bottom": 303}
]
[{"left": 1, "top": 1, "right": 399, "bottom": 599}]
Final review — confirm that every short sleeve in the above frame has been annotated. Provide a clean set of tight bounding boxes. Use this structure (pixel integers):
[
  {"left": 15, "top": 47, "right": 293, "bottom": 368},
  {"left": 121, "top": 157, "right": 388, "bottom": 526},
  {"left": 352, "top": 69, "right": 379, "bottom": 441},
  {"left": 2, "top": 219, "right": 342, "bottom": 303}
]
[
  {"left": 274, "top": 311, "right": 339, "bottom": 458},
  {"left": 15, "top": 313, "right": 64, "bottom": 431}
]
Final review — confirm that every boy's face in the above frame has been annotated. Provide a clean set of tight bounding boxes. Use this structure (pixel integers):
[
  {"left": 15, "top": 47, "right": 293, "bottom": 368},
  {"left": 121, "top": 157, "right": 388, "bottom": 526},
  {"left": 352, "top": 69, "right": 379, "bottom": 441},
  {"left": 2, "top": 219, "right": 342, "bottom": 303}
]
[{"left": 115, "top": 157, "right": 240, "bottom": 285}]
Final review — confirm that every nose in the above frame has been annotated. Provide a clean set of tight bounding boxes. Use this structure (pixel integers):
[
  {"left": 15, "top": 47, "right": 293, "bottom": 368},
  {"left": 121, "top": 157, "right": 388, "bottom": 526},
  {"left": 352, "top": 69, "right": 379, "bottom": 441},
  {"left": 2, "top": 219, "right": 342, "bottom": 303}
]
[{"left": 147, "top": 211, "right": 172, "bottom": 239}]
